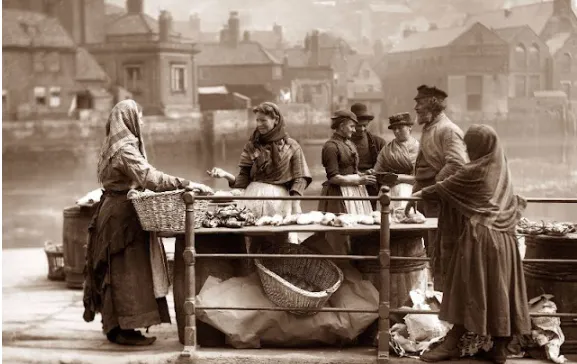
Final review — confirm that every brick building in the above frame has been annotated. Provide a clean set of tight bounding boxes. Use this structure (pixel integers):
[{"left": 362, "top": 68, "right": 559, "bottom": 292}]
[
  {"left": 85, "top": 1, "right": 200, "bottom": 115},
  {"left": 2, "top": 9, "right": 78, "bottom": 120}
]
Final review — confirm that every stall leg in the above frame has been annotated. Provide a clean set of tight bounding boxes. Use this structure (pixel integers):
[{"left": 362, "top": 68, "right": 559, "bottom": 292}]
[
  {"left": 181, "top": 194, "right": 198, "bottom": 358},
  {"left": 378, "top": 187, "right": 391, "bottom": 364},
  {"left": 173, "top": 236, "right": 185, "bottom": 344}
]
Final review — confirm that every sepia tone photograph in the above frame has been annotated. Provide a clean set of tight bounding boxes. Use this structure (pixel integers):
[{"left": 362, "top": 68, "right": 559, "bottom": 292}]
[{"left": 2, "top": 0, "right": 577, "bottom": 363}]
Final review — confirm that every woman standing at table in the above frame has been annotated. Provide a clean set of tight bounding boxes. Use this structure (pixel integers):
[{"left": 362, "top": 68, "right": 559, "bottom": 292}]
[
  {"left": 83, "top": 100, "right": 212, "bottom": 346},
  {"left": 373, "top": 112, "right": 419, "bottom": 210},
  {"left": 414, "top": 124, "right": 530, "bottom": 364}
]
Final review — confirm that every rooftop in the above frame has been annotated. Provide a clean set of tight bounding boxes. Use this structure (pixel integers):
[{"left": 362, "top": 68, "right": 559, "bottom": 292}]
[
  {"left": 196, "top": 42, "right": 280, "bottom": 66},
  {"left": 2, "top": 9, "right": 75, "bottom": 49},
  {"left": 388, "top": 24, "right": 470, "bottom": 54},
  {"left": 76, "top": 48, "right": 109, "bottom": 82}
]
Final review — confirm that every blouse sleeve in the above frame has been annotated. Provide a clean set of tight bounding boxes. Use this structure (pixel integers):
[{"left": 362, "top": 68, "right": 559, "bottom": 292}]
[
  {"left": 420, "top": 184, "right": 439, "bottom": 200},
  {"left": 230, "top": 166, "right": 251, "bottom": 189},
  {"left": 117, "top": 144, "right": 190, "bottom": 192},
  {"left": 321, "top": 142, "right": 340, "bottom": 180}
]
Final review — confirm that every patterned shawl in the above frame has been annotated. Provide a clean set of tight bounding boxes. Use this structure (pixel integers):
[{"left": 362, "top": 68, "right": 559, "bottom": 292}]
[
  {"left": 379, "top": 136, "right": 419, "bottom": 175},
  {"left": 239, "top": 103, "right": 311, "bottom": 185},
  {"left": 96, "top": 100, "right": 146, "bottom": 183},
  {"left": 435, "top": 124, "right": 526, "bottom": 231}
]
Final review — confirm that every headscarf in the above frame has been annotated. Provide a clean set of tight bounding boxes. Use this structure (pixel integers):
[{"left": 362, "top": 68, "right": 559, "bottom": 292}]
[
  {"left": 96, "top": 99, "right": 146, "bottom": 183},
  {"left": 435, "top": 124, "right": 526, "bottom": 231},
  {"left": 247, "top": 101, "right": 288, "bottom": 167}
]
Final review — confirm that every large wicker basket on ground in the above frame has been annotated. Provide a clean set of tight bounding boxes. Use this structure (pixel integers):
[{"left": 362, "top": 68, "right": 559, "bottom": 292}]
[
  {"left": 129, "top": 189, "right": 209, "bottom": 233},
  {"left": 253, "top": 242, "right": 344, "bottom": 316}
]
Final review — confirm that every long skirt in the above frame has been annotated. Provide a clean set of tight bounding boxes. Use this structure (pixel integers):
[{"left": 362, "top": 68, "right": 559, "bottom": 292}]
[
  {"left": 318, "top": 183, "right": 373, "bottom": 255},
  {"left": 83, "top": 193, "right": 170, "bottom": 334},
  {"left": 440, "top": 222, "right": 531, "bottom": 337}
]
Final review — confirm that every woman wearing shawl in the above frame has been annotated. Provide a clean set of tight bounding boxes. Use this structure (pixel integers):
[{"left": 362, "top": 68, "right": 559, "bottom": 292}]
[
  {"left": 208, "top": 101, "right": 312, "bottom": 218},
  {"left": 373, "top": 112, "right": 419, "bottom": 210},
  {"left": 415, "top": 125, "right": 531, "bottom": 364},
  {"left": 83, "top": 100, "right": 212, "bottom": 346}
]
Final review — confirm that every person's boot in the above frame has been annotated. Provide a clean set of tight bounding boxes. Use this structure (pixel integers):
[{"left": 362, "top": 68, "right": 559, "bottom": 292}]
[
  {"left": 106, "top": 327, "right": 156, "bottom": 346},
  {"left": 485, "top": 337, "right": 510, "bottom": 364},
  {"left": 420, "top": 325, "right": 466, "bottom": 362}
]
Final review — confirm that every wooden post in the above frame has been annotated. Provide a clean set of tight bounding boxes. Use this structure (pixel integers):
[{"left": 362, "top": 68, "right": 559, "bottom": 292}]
[
  {"left": 181, "top": 192, "right": 197, "bottom": 358},
  {"left": 377, "top": 186, "right": 391, "bottom": 364}
]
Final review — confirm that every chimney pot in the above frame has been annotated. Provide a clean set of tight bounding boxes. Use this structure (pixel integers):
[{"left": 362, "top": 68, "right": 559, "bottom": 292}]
[{"left": 126, "top": 0, "right": 143, "bottom": 14}]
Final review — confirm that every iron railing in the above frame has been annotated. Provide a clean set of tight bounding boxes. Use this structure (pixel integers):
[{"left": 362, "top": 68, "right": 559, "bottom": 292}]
[{"left": 178, "top": 192, "right": 577, "bottom": 363}]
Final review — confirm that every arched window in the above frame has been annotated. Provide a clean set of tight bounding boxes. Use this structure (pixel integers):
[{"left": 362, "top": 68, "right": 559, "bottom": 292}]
[
  {"left": 528, "top": 44, "right": 540, "bottom": 68},
  {"left": 515, "top": 44, "right": 526, "bottom": 68},
  {"left": 560, "top": 52, "right": 572, "bottom": 73}
]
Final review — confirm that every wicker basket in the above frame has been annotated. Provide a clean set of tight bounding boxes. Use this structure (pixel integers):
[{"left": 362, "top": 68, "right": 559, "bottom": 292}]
[
  {"left": 129, "top": 189, "right": 209, "bottom": 233},
  {"left": 254, "top": 242, "right": 344, "bottom": 316},
  {"left": 45, "top": 248, "right": 65, "bottom": 281}
]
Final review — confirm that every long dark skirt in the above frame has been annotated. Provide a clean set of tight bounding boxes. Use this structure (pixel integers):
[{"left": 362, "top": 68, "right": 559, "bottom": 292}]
[
  {"left": 440, "top": 223, "right": 531, "bottom": 337},
  {"left": 83, "top": 192, "right": 170, "bottom": 334}
]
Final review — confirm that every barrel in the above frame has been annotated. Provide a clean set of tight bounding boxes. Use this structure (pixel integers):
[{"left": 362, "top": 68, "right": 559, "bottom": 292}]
[
  {"left": 351, "top": 230, "right": 429, "bottom": 308},
  {"left": 62, "top": 205, "right": 96, "bottom": 289},
  {"left": 523, "top": 234, "right": 577, "bottom": 353}
]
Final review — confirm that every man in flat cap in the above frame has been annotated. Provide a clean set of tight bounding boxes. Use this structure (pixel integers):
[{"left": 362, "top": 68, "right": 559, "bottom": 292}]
[
  {"left": 406, "top": 85, "right": 468, "bottom": 290},
  {"left": 350, "top": 102, "right": 386, "bottom": 208}
]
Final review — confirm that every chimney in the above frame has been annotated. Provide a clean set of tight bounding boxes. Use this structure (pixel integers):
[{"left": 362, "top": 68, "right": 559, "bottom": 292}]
[
  {"left": 126, "top": 0, "right": 143, "bottom": 14},
  {"left": 228, "top": 11, "right": 240, "bottom": 46},
  {"left": 402, "top": 27, "right": 414, "bottom": 38},
  {"left": 220, "top": 24, "right": 229, "bottom": 44},
  {"left": 304, "top": 33, "right": 311, "bottom": 51},
  {"left": 309, "top": 29, "right": 320, "bottom": 67},
  {"left": 504, "top": 8, "right": 512, "bottom": 18},
  {"left": 273, "top": 23, "right": 283, "bottom": 46},
  {"left": 159, "top": 10, "right": 172, "bottom": 42},
  {"left": 190, "top": 13, "right": 201, "bottom": 35},
  {"left": 243, "top": 30, "right": 250, "bottom": 42}
]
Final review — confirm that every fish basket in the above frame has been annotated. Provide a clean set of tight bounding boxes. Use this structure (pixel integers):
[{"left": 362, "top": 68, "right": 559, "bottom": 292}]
[
  {"left": 129, "top": 190, "right": 209, "bottom": 233},
  {"left": 253, "top": 242, "right": 344, "bottom": 316},
  {"left": 44, "top": 243, "right": 65, "bottom": 281}
]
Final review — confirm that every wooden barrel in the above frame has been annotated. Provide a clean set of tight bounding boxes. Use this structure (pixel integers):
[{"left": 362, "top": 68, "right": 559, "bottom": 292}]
[
  {"left": 351, "top": 230, "right": 429, "bottom": 308},
  {"left": 523, "top": 234, "right": 577, "bottom": 353},
  {"left": 62, "top": 205, "right": 96, "bottom": 289}
]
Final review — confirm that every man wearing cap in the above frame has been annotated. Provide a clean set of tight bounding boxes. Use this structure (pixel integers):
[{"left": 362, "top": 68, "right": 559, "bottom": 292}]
[
  {"left": 405, "top": 85, "right": 468, "bottom": 290},
  {"left": 350, "top": 103, "right": 387, "bottom": 208}
]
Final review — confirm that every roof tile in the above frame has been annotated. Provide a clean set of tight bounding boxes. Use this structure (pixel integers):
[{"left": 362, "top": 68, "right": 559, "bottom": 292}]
[{"left": 463, "top": 2, "right": 554, "bottom": 35}]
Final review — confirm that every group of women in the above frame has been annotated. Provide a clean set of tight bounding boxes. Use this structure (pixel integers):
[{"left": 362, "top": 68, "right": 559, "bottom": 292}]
[{"left": 84, "top": 99, "right": 530, "bottom": 364}]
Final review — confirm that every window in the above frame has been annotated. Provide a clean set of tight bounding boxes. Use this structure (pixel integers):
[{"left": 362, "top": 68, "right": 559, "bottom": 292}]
[
  {"left": 49, "top": 86, "right": 61, "bottom": 108},
  {"left": 46, "top": 52, "right": 61, "bottom": 73},
  {"left": 466, "top": 75, "right": 483, "bottom": 111},
  {"left": 528, "top": 44, "right": 540, "bottom": 68},
  {"left": 123, "top": 64, "right": 143, "bottom": 92},
  {"left": 514, "top": 44, "right": 526, "bottom": 68},
  {"left": 560, "top": 52, "right": 572, "bottom": 73},
  {"left": 170, "top": 64, "right": 186, "bottom": 92},
  {"left": 34, "top": 86, "right": 46, "bottom": 105},
  {"left": 2, "top": 89, "right": 7, "bottom": 110},
  {"left": 33, "top": 52, "right": 45, "bottom": 73},
  {"left": 528, "top": 75, "right": 541, "bottom": 96},
  {"left": 515, "top": 75, "right": 526, "bottom": 97}
]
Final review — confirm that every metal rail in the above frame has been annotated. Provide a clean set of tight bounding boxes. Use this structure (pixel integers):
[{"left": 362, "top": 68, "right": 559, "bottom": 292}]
[{"left": 179, "top": 191, "right": 577, "bottom": 362}]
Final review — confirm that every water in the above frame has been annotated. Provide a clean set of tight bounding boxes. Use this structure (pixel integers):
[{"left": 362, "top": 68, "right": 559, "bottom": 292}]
[{"left": 2, "top": 130, "right": 576, "bottom": 249}]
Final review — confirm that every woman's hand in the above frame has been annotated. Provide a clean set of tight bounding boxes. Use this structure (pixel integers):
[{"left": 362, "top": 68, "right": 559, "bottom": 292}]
[
  {"left": 360, "top": 175, "right": 377, "bottom": 186},
  {"left": 206, "top": 167, "right": 229, "bottom": 179},
  {"left": 405, "top": 191, "right": 422, "bottom": 215},
  {"left": 185, "top": 182, "right": 214, "bottom": 194}
]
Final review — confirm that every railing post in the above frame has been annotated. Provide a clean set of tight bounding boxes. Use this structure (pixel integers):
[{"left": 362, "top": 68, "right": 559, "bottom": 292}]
[
  {"left": 181, "top": 192, "right": 197, "bottom": 358},
  {"left": 377, "top": 186, "right": 391, "bottom": 364}
]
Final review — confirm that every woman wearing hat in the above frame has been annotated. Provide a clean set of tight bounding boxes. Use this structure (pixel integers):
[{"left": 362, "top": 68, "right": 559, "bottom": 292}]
[
  {"left": 373, "top": 112, "right": 419, "bottom": 210},
  {"left": 318, "top": 109, "right": 376, "bottom": 215}
]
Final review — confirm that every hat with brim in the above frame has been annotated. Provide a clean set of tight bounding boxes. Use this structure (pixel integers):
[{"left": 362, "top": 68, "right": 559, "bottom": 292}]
[
  {"left": 350, "top": 102, "right": 374, "bottom": 122},
  {"left": 414, "top": 84, "right": 448, "bottom": 101},
  {"left": 331, "top": 109, "right": 358, "bottom": 129},
  {"left": 388, "top": 112, "right": 413, "bottom": 129}
]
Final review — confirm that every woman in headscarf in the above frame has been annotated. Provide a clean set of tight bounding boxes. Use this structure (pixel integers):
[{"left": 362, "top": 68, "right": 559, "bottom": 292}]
[
  {"left": 414, "top": 124, "right": 531, "bottom": 364},
  {"left": 208, "top": 101, "right": 312, "bottom": 220},
  {"left": 373, "top": 112, "right": 419, "bottom": 210},
  {"left": 83, "top": 100, "right": 212, "bottom": 346}
]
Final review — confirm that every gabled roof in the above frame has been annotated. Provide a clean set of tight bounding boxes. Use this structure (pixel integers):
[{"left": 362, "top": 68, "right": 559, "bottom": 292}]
[
  {"left": 196, "top": 42, "right": 280, "bottom": 66},
  {"left": 76, "top": 48, "right": 109, "bottom": 82},
  {"left": 2, "top": 9, "right": 75, "bottom": 49},
  {"left": 389, "top": 25, "right": 469, "bottom": 54},
  {"left": 546, "top": 32, "right": 572, "bottom": 55},
  {"left": 493, "top": 26, "right": 526, "bottom": 42},
  {"left": 463, "top": 2, "right": 554, "bottom": 35},
  {"left": 249, "top": 30, "right": 284, "bottom": 50}
]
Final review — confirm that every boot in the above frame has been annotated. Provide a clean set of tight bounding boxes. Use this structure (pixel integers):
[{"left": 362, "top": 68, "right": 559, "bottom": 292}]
[
  {"left": 485, "top": 337, "right": 510, "bottom": 364},
  {"left": 420, "top": 325, "right": 466, "bottom": 362},
  {"left": 106, "top": 327, "right": 157, "bottom": 346}
]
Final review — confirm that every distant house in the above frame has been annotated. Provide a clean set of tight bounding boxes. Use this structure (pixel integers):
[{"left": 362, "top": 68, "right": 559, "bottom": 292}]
[
  {"left": 195, "top": 12, "right": 283, "bottom": 106},
  {"left": 346, "top": 55, "right": 384, "bottom": 132},
  {"left": 2, "top": 9, "right": 78, "bottom": 120},
  {"left": 85, "top": 0, "right": 200, "bottom": 116}
]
